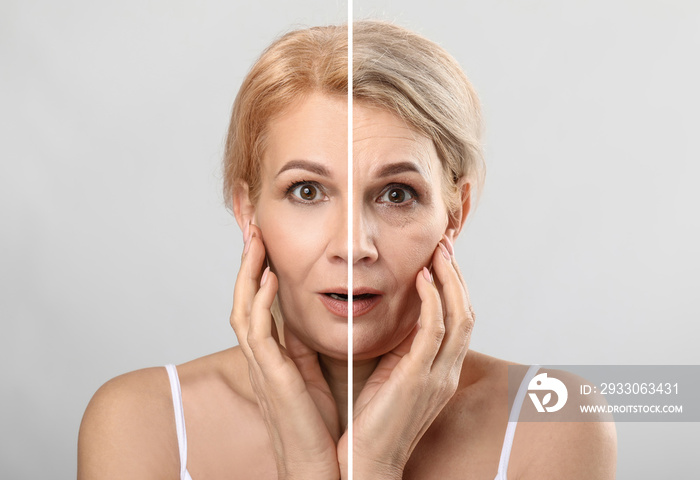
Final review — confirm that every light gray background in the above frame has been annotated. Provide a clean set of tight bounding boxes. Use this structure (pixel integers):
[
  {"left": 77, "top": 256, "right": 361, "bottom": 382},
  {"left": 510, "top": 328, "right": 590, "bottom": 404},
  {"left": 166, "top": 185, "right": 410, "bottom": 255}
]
[{"left": 1, "top": 0, "right": 698, "bottom": 477}]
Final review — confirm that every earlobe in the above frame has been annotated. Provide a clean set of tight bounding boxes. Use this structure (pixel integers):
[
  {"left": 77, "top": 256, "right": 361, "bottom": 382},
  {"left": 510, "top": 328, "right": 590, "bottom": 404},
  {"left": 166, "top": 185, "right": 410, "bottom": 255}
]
[
  {"left": 445, "top": 180, "right": 472, "bottom": 241},
  {"left": 232, "top": 181, "right": 256, "bottom": 233}
]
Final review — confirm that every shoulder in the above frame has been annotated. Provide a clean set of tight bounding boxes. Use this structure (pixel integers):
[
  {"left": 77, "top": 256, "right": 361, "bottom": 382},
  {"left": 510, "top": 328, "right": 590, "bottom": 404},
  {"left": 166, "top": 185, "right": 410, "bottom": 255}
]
[
  {"left": 78, "top": 366, "right": 179, "bottom": 479},
  {"left": 78, "top": 348, "right": 269, "bottom": 479},
  {"left": 507, "top": 367, "right": 617, "bottom": 479},
  {"left": 173, "top": 348, "right": 277, "bottom": 477},
  {"left": 422, "top": 354, "right": 616, "bottom": 479}
]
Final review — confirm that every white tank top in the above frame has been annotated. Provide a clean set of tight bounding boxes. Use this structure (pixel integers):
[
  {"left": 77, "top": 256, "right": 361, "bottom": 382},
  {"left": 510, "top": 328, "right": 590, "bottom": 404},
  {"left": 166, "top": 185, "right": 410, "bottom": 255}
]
[
  {"left": 165, "top": 364, "right": 194, "bottom": 480},
  {"left": 165, "top": 363, "right": 540, "bottom": 480}
]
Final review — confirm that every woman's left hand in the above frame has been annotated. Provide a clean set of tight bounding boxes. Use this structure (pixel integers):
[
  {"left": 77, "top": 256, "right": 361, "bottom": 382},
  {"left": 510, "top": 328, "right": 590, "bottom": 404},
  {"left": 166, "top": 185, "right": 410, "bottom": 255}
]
[{"left": 337, "top": 236, "right": 475, "bottom": 479}]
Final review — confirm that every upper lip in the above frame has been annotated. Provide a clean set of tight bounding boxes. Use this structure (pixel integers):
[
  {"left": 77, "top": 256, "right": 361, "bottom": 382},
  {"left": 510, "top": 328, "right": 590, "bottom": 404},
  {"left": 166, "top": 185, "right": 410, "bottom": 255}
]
[{"left": 319, "top": 287, "right": 384, "bottom": 296}]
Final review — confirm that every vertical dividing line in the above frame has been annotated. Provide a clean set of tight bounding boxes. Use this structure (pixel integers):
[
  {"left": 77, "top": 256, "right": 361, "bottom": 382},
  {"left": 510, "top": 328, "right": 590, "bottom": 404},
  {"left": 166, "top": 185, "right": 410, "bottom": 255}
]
[{"left": 347, "top": 1, "right": 354, "bottom": 479}]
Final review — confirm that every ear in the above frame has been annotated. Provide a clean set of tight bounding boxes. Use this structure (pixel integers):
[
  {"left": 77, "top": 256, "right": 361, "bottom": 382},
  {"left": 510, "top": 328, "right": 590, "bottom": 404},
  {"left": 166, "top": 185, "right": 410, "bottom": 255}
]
[
  {"left": 444, "top": 179, "right": 472, "bottom": 243},
  {"left": 232, "top": 180, "right": 256, "bottom": 234}
]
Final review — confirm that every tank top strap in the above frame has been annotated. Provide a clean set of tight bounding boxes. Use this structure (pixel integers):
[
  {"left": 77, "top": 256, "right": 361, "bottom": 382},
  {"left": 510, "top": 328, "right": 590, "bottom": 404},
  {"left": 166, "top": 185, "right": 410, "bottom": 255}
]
[
  {"left": 494, "top": 364, "right": 540, "bottom": 480},
  {"left": 165, "top": 364, "right": 192, "bottom": 480}
]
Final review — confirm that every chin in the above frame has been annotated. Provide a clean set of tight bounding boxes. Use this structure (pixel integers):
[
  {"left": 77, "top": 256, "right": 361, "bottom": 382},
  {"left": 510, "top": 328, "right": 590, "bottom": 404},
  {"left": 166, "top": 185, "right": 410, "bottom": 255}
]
[
  {"left": 306, "top": 331, "right": 350, "bottom": 361},
  {"left": 278, "top": 294, "right": 419, "bottom": 361},
  {"left": 279, "top": 306, "right": 350, "bottom": 359},
  {"left": 351, "top": 319, "right": 416, "bottom": 361}
]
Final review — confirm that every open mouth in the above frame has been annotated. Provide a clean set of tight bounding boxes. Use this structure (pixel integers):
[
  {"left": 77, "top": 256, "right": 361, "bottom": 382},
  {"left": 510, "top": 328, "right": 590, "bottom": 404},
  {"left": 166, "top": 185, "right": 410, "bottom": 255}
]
[
  {"left": 324, "top": 293, "right": 377, "bottom": 302},
  {"left": 319, "top": 291, "right": 382, "bottom": 317}
]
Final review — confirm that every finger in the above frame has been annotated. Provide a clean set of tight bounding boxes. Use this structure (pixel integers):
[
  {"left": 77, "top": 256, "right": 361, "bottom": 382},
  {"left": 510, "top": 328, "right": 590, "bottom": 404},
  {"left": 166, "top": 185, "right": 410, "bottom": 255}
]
[
  {"left": 247, "top": 267, "right": 285, "bottom": 368},
  {"left": 284, "top": 325, "right": 318, "bottom": 372},
  {"left": 284, "top": 325, "right": 327, "bottom": 390},
  {"left": 403, "top": 265, "right": 444, "bottom": 373},
  {"left": 284, "top": 325, "right": 340, "bottom": 439},
  {"left": 390, "top": 321, "right": 420, "bottom": 359},
  {"left": 442, "top": 235, "right": 466, "bottom": 291},
  {"left": 431, "top": 240, "right": 474, "bottom": 370},
  {"left": 230, "top": 224, "right": 266, "bottom": 345},
  {"left": 367, "top": 322, "right": 420, "bottom": 384},
  {"left": 443, "top": 235, "right": 475, "bottom": 326},
  {"left": 270, "top": 313, "right": 280, "bottom": 344},
  {"left": 284, "top": 327, "right": 332, "bottom": 395},
  {"left": 451, "top": 256, "right": 476, "bottom": 334}
]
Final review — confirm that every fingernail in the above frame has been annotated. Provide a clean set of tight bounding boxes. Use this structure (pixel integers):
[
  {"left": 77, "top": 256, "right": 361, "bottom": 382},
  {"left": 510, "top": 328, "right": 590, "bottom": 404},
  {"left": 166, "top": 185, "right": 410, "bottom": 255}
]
[
  {"left": 260, "top": 266, "right": 270, "bottom": 287},
  {"left": 443, "top": 235, "right": 455, "bottom": 256},
  {"left": 422, "top": 266, "right": 432, "bottom": 282},
  {"left": 244, "top": 230, "right": 253, "bottom": 255},
  {"left": 439, "top": 242, "right": 450, "bottom": 261}
]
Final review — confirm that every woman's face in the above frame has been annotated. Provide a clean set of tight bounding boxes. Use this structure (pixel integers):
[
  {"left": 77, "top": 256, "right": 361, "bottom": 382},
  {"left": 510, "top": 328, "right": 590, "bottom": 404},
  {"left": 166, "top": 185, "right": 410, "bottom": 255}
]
[{"left": 248, "top": 92, "right": 452, "bottom": 360}]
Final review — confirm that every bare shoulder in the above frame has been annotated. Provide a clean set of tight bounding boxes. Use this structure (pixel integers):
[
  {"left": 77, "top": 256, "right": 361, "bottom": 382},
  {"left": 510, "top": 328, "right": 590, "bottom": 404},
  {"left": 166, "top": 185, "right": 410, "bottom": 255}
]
[
  {"left": 409, "top": 353, "right": 616, "bottom": 479},
  {"left": 78, "top": 366, "right": 178, "bottom": 480},
  {"left": 508, "top": 367, "right": 618, "bottom": 480},
  {"left": 166, "top": 348, "right": 277, "bottom": 479},
  {"left": 78, "top": 348, "right": 273, "bottom": 479}
]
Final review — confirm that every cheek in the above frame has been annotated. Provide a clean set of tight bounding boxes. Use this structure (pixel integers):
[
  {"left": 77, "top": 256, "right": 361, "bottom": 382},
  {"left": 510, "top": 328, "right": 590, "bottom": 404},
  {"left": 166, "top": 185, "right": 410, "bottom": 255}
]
[
  {"left": 255, "top": 203, "right": 330, "bottom": 281},
  {"left": 376, "top": 210, "right": 445, "bottom": 279}
]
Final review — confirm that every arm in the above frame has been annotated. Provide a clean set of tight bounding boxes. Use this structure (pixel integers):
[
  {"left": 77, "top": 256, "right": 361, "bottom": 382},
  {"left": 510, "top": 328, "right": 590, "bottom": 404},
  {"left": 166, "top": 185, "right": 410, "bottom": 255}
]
[
  {"left": 517, "top": 420, "right": 617, "bottom": 479},
  {"left": 515, "top": 371, "right": 617, "bottom": 479}
]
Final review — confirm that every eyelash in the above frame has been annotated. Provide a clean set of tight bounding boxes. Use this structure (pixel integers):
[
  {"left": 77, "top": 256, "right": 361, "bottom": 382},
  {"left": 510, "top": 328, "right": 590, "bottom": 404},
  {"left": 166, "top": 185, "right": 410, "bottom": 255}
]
[{"left": 284, "top": 180, "right": 328, "bottom": 204}]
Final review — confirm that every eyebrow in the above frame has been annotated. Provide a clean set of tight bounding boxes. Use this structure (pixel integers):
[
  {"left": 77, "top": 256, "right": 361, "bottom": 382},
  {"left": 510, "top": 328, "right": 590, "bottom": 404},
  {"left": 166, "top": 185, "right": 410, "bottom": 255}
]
[
  {"left": 375, "top": 161, "right": 426, "bottom": 178},
  {"left": 276, "top": 160, "right": 331, "bottom": 178}
]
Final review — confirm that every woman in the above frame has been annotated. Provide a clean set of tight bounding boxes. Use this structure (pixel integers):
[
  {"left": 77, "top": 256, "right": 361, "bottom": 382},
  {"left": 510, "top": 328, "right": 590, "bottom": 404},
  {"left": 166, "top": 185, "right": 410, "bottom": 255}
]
[{"left": 78, "top": 21, "right": 616, "bottom": 479}]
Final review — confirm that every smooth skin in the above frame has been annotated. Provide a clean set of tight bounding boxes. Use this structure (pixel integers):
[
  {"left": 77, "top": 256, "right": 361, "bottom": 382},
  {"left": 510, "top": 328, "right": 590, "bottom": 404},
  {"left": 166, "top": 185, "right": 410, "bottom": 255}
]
[{"left": 78, "top": 93, "right": 616, "bottom": 479}]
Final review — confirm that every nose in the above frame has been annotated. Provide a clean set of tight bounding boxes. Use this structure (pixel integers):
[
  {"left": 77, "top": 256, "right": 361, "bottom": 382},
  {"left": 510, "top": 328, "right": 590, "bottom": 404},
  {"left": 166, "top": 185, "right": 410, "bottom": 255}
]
[
  {"left": 353, "top": 206, "right": 378, "bottom": 266},
  {"left": 325, "top": 201, "right": 349, "bottom": 264},
  {"left": 324, "top": 202, "right": 379, "bottom": 266}
]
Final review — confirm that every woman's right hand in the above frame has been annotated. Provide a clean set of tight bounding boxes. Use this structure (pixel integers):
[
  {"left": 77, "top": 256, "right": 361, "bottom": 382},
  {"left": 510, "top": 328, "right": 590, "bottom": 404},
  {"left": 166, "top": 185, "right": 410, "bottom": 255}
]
[{"left": 230, "top": 222, "right": 340, "bottom": 480}]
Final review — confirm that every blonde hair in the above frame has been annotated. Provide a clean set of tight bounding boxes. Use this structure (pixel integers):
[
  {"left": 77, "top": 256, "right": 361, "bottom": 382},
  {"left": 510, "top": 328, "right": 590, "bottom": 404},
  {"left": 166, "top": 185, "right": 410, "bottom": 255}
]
[
  {"left": 353, "top": 20, "right": 484, "bottom": 214},
  {"left": 223, "top": 20, "right": 484, "bottom": 213},
  {"left": 223, "top": 25, "right": 348, "bottom": 209}
]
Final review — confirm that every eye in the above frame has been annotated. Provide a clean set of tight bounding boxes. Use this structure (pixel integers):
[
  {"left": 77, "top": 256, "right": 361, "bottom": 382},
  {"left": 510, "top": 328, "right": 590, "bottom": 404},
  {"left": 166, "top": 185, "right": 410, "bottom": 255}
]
[
  {"left": 379, "top": 186, "right": 415, "bottom": 205},
  {"left": 287, "top": 181, "right": 326, "bottom": 203}
]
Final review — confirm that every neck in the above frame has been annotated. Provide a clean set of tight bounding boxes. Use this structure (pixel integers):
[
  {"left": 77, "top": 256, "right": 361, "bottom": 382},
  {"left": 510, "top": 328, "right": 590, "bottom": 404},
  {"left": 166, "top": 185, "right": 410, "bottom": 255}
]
[{"left": 319, "top": 355, "right": 380, "bottom": 431}]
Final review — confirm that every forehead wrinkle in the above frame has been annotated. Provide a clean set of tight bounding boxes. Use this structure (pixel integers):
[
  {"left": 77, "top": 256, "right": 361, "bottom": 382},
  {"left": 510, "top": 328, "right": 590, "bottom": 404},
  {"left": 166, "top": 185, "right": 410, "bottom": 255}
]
[
  {"left": 353, "top": 131, "right": 419, "bottom": 143},
  {"left": 353, "top": 105, "right": 438, "bottom": 181},
  {"left": 354, "top": 138, "right": 435, "bottom": 180}
]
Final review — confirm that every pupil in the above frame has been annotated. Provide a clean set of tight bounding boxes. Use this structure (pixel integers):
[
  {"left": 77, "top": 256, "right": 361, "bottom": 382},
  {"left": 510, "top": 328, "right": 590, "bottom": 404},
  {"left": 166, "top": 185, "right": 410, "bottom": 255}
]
[
  {"left": 301, "top": 185, "right": 316, "bottom": 200},
  {"left": 389, "top": 189, "right": 405, "bottom": 203}
]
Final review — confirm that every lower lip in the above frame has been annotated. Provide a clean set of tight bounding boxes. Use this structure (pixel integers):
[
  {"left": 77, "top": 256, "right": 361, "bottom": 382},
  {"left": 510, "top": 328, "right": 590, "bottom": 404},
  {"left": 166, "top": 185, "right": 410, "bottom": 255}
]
[{"left": 318, "top": 294, "right": 382, "bottom": 318}]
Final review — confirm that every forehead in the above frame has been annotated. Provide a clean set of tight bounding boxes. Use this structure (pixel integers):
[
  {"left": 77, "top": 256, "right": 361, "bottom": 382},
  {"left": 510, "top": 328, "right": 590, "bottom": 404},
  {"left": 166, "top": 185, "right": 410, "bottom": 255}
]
[
  {"left": 260, "top": 93, "right": 441, "bottom": 181},
  {"left": 261, "top": 93, "right": 348, "bottom": 177},
  {"left": 353, "top": 103, "right": 440, "bottom": 179}
]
